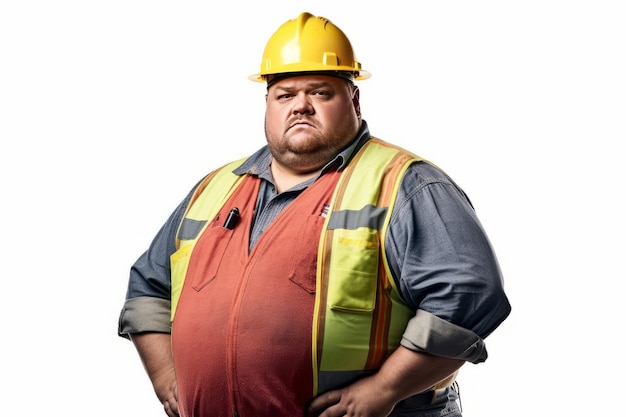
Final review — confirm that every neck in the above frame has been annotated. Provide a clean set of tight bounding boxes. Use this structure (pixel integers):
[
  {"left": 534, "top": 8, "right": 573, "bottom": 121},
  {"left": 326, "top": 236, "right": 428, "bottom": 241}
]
[{"left": 270, "top": 160, "right": 320, "bottom": 193}]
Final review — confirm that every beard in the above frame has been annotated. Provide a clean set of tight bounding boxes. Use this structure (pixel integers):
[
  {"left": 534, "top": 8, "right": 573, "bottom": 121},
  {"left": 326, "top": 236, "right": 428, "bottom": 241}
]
[{"left": 265, "top": 118, "right": 359, "bottom": 174}]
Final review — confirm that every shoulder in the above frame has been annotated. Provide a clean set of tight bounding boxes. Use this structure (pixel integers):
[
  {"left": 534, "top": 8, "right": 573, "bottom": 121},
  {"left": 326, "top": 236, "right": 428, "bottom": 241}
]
[
  {"left": 399, "top": 161, "right": 471, "bottom": 204},
  {"left": 405, "top": 160, "right": 451, "bottom": 183}
]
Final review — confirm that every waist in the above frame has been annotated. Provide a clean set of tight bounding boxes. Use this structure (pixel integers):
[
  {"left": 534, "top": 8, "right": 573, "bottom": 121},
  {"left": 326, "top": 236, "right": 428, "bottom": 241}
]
[{"left": 394, "top": 388, "right": 451, "bottom": 411}]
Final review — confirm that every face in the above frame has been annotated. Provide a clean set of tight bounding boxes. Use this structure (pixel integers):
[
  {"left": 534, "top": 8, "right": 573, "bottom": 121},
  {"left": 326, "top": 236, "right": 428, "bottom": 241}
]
[{"left": 264, "top": 74, "right": 361, "bottom": 174}]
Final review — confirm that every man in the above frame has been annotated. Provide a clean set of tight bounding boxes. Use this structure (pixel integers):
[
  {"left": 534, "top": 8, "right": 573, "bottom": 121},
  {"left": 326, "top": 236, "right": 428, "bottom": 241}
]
[{"left": 118, "top": 12, "right": 511, "bottom": 417}]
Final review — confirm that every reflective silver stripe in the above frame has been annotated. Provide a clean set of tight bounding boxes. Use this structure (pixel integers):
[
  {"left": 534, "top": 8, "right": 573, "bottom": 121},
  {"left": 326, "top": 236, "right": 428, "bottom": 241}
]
[
  {"left": 318, "top": 370, "right": 374, "bottom": 393},
  {"left": 327, "top": 204, "right": 388, "bottom": 230},
  {"left": 178, "top": 218, "right": 207, "bottom": 240}
]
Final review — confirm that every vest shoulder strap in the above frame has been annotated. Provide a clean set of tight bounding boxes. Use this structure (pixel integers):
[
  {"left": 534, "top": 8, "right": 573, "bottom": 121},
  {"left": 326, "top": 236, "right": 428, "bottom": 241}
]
[
  {"left": 175, "top": 157, "right": 247, "bottom": 250},
  {"left": 313, "top": 138, "right": 425, "bottom": 392}
]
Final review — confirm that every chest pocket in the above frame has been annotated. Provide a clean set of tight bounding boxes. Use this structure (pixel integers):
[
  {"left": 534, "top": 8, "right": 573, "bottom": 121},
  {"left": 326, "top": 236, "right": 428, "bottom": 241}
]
[
  {"left": 326, "top": 227, "right": 380, "bottom": 312},
  {"left": 189, "top": 225, "right": 236, "bottom": 292},
  {"left": 288, "top": 214, "right": 326, "bottom": 294}
]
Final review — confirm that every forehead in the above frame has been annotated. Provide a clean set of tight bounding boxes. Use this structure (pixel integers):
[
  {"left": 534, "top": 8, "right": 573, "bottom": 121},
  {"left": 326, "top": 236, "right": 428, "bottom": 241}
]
[{"left": 269, "top": 74, "right": 347, "bottom": 90}]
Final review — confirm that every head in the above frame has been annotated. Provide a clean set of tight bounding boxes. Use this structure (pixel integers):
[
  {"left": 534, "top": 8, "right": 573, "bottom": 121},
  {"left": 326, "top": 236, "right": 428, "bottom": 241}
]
[{"left": 249, "top": 13, "right": 370, "bottom": 174}]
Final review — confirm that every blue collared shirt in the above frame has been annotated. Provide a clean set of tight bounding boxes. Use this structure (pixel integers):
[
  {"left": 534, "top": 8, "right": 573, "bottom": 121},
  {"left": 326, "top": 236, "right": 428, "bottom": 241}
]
[{"left": 119, "top": 120, "right": 511, "bottom": 362}]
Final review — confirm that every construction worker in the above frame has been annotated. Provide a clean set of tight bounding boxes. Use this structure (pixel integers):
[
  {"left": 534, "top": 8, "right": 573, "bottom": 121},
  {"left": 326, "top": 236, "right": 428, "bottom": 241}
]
[{"left": 118, "top": 12, "right": 511, "bottom": 417}]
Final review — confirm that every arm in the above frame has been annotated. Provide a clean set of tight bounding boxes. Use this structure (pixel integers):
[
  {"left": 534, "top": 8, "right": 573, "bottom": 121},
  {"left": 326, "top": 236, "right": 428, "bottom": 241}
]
[
  {"left": 308, "top": 346, "right": 463, "bottom": 417},
  {"left": 388, "top": 162, "right": 511, "bottom": 341},
  {"left": 130, "top": 332, "right": 179, "bottom": 417},
  {"left": 118, "top": 192, "right": 195, "bottom": 415},
  {"left": 308, "top": 164, "right": 510, "bottom": 417}
]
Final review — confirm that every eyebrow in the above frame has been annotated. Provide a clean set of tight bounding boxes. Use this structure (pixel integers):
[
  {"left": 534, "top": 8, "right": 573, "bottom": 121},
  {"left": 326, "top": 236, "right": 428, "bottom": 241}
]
[{"left": 274, "top": 81, "right": 333, "bottom": 93}]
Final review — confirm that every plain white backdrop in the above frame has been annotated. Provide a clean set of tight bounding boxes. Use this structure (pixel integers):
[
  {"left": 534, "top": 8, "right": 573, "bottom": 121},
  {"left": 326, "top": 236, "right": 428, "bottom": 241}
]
[{"left": 1, "top": 1, "right": 624, "bottom": 415}]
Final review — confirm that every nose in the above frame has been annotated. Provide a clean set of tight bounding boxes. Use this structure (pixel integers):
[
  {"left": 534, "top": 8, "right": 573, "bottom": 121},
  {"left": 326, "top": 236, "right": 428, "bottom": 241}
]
[{"left": 292, "top": 92, "right": 314, "bottom": 115}]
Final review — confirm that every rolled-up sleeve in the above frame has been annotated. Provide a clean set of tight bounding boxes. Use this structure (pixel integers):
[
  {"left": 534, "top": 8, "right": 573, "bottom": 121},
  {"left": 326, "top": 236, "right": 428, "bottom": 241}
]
[
  {"left": 118, "top": 297, "right": 172, "bottom": 337},
  {"left": 401, "top": 309, "right": 488, "bottom": 363},
  {"left": 386, "top": 162, "right": 511, "bottom": 362}
]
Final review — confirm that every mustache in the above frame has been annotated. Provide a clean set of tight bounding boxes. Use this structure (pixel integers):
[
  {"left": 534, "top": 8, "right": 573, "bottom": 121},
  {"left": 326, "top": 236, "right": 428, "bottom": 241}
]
[{"left": 287, "top": 116, "right": 316, "bottom": 129}]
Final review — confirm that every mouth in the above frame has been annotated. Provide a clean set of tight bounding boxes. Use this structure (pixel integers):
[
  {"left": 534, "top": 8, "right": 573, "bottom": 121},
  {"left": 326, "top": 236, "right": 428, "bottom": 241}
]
[{"left": 288, "top": 119, "right": 314, "bottom": 130}]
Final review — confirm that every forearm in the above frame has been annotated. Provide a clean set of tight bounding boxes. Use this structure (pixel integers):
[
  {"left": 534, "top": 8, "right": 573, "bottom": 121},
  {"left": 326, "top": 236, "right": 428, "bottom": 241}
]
[
  {"left": 131, "top": 332, "right": 174, "bottom": 381},
  {"left": 130, "top": 332, "right": 179, "bottom": 417},
  {"left": 308, "top": 346, "right": 464, "bottom": 417},
  {"left": 375, "top": 345, "right": 464, "bottom": 402}
]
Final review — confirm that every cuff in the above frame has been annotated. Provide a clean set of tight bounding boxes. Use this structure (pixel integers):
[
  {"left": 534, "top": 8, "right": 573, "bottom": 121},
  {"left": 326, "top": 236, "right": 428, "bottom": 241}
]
[
  {"left": 117, "top": 296, "right": 172, "bottom": 339},
  {"left": 400, "top": 309, "right": 488, "bottom": 364}
]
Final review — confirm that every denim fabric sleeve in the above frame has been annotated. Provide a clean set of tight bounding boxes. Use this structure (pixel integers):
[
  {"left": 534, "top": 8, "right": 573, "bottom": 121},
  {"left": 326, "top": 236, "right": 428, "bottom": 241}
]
[
  {"left": 117, "top": 187, "right": 195, "bottom": 338},
  {"left": 385, "top": 162, "right": 511, "bottom": 352}
]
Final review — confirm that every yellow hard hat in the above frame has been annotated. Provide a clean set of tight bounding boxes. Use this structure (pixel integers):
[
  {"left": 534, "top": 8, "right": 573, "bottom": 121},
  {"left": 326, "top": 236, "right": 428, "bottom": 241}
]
[{"left": 248, "top": 12, "right": 371, "bottom": 82}]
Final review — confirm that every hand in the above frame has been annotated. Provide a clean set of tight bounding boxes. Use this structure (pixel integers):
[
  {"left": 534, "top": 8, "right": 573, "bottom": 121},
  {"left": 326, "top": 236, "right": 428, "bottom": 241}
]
[
  {"left": 307, "top": 375, "right": 396, "bottom": 417},
  {"left": 130, "top": 333, "right": 180, "bottom": 417},
  {"left": 152, "top": 364, "right": 179, "bottom": 417}
]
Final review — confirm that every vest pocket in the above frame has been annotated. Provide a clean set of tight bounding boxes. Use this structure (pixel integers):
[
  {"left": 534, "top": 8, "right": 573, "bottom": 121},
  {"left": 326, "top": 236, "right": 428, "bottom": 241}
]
[
  {"left": 327, "top": 228, "right": 379, "bottom": 312},
  {"left": 187, "top": 226, "right": 234, "bottom": 292},
  {"left": 288, "top": 214, "right": 324, "bottom": 294}
]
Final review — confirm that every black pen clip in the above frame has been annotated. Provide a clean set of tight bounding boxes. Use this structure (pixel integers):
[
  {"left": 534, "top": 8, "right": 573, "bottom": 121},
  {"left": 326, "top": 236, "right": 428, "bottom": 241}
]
[{"left": 223, "top": 207, "right": 240, "bottom": 230}]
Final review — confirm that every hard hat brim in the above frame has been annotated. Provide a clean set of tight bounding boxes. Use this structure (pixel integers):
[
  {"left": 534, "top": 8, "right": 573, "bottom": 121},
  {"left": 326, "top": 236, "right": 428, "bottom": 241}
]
[{"left": 248, "top": 69, "right": 371, "bottom": 83}]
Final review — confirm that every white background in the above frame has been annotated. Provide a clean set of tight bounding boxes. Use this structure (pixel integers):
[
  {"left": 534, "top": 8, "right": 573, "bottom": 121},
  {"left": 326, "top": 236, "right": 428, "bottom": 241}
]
[{"left": 1, "top": 1, "right": 624, "bottom": 415}]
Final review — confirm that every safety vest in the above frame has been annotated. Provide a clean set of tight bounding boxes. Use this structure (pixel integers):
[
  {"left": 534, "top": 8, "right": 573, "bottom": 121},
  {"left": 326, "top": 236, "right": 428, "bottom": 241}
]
[{"left": 170, "top": 137, "right": 454, "bottom": 395}]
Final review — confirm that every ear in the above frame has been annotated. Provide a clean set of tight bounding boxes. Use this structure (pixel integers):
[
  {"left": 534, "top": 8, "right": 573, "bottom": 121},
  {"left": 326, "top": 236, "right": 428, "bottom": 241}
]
[{"left": 351, "top": 86, "right": 361, "bottom": 119}]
